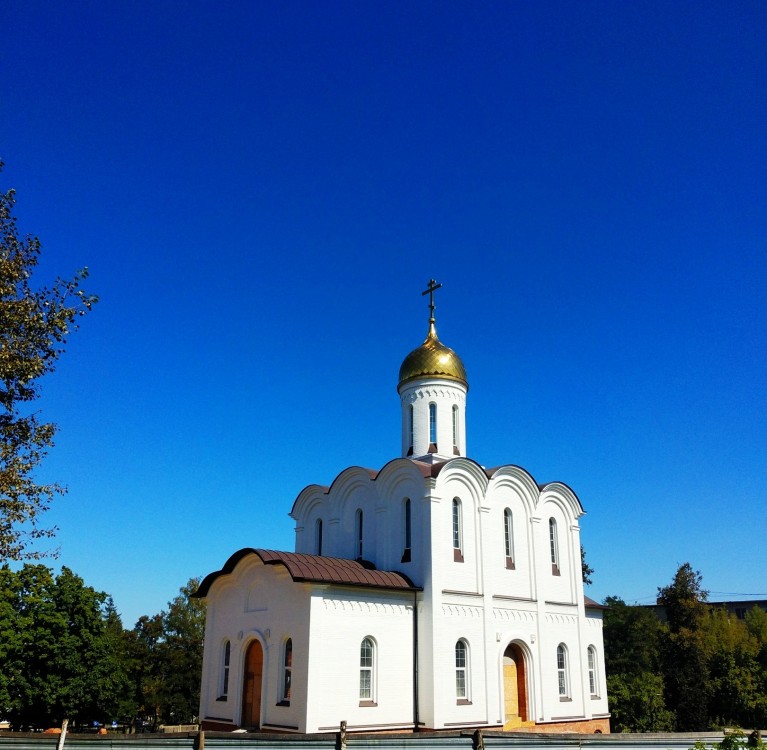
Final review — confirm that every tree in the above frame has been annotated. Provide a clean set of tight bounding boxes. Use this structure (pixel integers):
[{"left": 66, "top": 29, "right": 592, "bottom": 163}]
[
  {"left": 123, "top": 579, "right": 206, "bottom": 729},
  {"left": 157, "top": 578, "right": 206, "bottom": 725},
  {"left": 606, "top": 672, "right": 675, "bottom": 732},
  {"left": 603, "top": 596, "right": 665, "bottom": 675},
  {"left": 0, "top": 162, "right": 97, "bottom": 560},
  {"left": 581, "top": 545, "right": 594, "bottom": 585},
  {"left": 0, "top": 564, "right": 129, "bottom": 729},
  {"left": 657, "top": 562, "right": 708, "bottom": 633},
  {"left": 602, "top": 596, "right": 673, "bottom": 731},
  {"left": 657, "top": 563, "right": 710, "bottom": 731}
]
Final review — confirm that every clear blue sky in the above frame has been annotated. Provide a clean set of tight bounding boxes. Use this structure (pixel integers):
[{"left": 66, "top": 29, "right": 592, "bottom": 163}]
[{"left": 2, "top": 1, "right": 765, "bottom": 627}]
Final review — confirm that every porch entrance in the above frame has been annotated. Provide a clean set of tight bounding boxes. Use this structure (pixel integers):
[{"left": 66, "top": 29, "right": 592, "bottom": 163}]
[{"left": 503, "top": 643, "right": 530, "bottom": 728}]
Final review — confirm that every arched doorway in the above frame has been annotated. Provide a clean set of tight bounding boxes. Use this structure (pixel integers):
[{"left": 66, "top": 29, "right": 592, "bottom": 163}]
[
  {"left": 503, "top": 643, "right": 529, "bottom": 727},
  {"left": 241, "top": 640, "right": 263, "bottom": 729}
]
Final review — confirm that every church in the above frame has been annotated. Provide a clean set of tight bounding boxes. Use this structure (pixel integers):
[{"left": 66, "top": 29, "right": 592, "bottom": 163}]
[{"left": 194, "top": 281, "right": 610, "bottom": 734}]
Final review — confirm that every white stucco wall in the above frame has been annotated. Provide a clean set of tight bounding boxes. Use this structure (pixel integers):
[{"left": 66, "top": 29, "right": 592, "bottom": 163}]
[{"left": 305, "top": 589, "right": 416, "bottom": 733}]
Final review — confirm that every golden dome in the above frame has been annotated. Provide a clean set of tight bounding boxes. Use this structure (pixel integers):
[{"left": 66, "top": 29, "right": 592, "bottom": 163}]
[{"left": 398, "top": 320, "right": 468, "bottom": 389}]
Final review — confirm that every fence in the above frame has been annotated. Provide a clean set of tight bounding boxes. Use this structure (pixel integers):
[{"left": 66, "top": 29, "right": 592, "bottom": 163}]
[{"left": 0, "top": 729, "right": 728, "bottom": 750}]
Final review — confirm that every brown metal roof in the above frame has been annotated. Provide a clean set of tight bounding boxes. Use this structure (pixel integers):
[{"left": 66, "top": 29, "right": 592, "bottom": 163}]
[
  {"left": 194, "top": 549, "right": 419, "bottom": 598},
  {"left": 584, "top": 595, "right": 607, "bottom": 610}
]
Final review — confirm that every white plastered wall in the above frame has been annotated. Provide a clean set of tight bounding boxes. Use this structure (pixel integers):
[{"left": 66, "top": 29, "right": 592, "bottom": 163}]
[{"left": 304, "top": 588, "right": 416, "bottom": 733}]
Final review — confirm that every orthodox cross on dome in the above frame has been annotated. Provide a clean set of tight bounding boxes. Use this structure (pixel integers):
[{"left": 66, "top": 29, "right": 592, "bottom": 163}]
[{"left": 421, "top": 279, "right": 442, "bottom": 322}]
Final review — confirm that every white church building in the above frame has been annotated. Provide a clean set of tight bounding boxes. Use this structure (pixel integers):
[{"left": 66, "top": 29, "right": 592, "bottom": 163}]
[{"left": 195, "top": 281, "right": 610, "bottom": 735}]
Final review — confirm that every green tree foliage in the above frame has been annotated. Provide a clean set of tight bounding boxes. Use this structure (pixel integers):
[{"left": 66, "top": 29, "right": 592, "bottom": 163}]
[
  {"left": 122, "top": 613, "right": 166, "bottom": 730},
  {"left": 0, "top": 564, "right": 130, "bottom": 729},
  {"left": 159, "top": 578, "right": 206, "bottom": 725},
  {"left": 607, "top": 672, "right": 675, "bottom": 732},
  {"left": 603, "top": 596, "right": 673, "bottom": 731},
  {"left": 0, "top": 566, "right": 205, "bottom": 731},
  {"left": 122, "top": 579, "right": 206, "bottom": 728},
  {"left": 581, "top": 545, "right": 594, "bottom": 585},
  {"left": 658, "top": 562, "right": 708, "bottom": 633},
  {"left": 603, "top": 595, "right": 665, "bottom": 675},
  {"left": 605, "top": 564, "right": 767, "bottom": 732},
  {"left": 0, "top": 164, "right": 97, "bottom": 561},
  {"left": 657, "top": 564, "right": 710, "bottom": 731},
  {"left": 702, "top": 607, "right": 767, "bottom": 729}
]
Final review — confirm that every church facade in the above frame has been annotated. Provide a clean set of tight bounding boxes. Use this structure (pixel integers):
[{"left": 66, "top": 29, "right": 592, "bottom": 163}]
[{"left": 195, "top": 284, "right": 610, "bottom": 734}]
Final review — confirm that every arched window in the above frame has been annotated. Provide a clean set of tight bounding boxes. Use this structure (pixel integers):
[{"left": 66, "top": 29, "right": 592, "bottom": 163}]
[
  {"left": 220, "top": 640, "right": 230, "bottom": 699},
  {"left": 452, "top": 404, "right": 459, "bottom": 450},
  {"left": 355, "top": 509, "right": 363, "bottom": 559},
  {"left": 455, "top": 639, "right": 470, "bottom": 701},
  {"left": 549, "top": 518, "right": 560, "bottom": 575},
  {"left": 359, "top": 637, "right": 376, "bottom": 704},
  {"left": 587, "top": 646, "right": 599, "bottom": 697},
  {"left": 281, "top": 638, "right": 293, "bottom": 703},
  {"left": 504, "top": 508, "right": 515, "bottom": 569},
  {"left": 429, "top": 402, "right": 437, "bottom": 446},
  {"left": 408, "top": 404, "right": 414, "bottom": 455},
  {"left": 315, "top": 519, "right": 323, "bottom": 556},
  {"left": 401, "top": 498, "right": 412, "bottom": 563},
  {"left": 452, "top": 498, "right": 463, "bottom": 562},
  {"left": 556, "top": 644, "right": 569, "bottom": 698}
]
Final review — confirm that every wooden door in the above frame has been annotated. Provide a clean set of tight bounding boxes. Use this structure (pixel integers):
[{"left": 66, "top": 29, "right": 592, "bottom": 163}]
[
  {"left": 503, "top": 643, "right": 528, "bottom": 723},
  {"left": 241, "top": 640, "right": 263, "bottom": 729},
  {"left": 503, "top": 649, "right": 519, "bottom": 719}
]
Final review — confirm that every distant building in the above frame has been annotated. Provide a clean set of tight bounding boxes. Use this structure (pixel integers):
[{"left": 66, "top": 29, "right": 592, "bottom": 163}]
[
  {"left": 645, "top": 599, "right": 767, "bottom": 623},
  {"left": 195, "top": 282, "right": 610, "bottom": 734}
]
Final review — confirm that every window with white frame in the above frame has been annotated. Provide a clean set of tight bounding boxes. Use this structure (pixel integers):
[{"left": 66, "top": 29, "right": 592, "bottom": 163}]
[
  {"left": 557, "top": 643, "right": 570, "bottom": 698},
  {"left": 504, "top": 508, "right": 515, "bottom": 569},
  {"left": 355, "top": 508, "right": 363, "bottom": 559},
  {"left": 587, "top": 645, "right": 599, "bottom": 697},
  {"left": 315, "top": 519, "right": 323, "bottom": 556},
  {"left": 452, "top": 498, "right": 463, "bottom": 562},
  {"left": 549, "top": 517, "right": 560, "bottom": 575},
  {"left": 359, "top": 637, "right": 376, "bottom": 704},
  {"left": 429, "top": 402, "right": 437, "bottom": 445},
  {"left": 281, "top": 638, "right": 292, "bottom": 703},
  {"left": 402, "top": 498, "right": 412, "bottom": 562},
  {"left": 455, "top": 639, "right": 470, "bottom": 702},
  {"left": 219, "top": 640, "right": 230, "bottom": 699}
]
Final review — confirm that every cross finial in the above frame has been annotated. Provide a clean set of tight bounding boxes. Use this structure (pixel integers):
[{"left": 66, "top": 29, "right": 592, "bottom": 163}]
[{"left": 421, "top": 279, "right": 442, "bottom": 323}]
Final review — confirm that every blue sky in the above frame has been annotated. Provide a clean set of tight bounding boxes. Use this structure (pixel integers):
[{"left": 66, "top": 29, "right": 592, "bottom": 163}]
[{"left": 2, "top": 1, "right": 765, "bottom": 627}]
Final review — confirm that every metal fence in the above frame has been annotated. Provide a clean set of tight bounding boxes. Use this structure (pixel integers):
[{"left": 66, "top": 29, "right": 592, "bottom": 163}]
[{"left": 0, "top": 730, "right": 728, "bottom": 750}]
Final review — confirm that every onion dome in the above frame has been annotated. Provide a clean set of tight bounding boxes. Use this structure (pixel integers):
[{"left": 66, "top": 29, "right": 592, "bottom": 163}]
[{"left": 398, "top": 320, "right": 468, "bottom": 390}]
